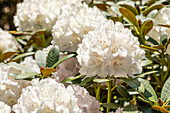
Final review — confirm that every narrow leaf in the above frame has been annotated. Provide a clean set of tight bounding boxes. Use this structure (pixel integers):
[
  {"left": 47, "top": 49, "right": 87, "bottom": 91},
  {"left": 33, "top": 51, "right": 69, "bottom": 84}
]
[
  {"left": 117, "top": 85, "right": 130, "bottom": 99},
  {"left": 35, "top": 50, "right": 46, "bottom": 68},
  {"left": 46, "top": 46, "right": 59, "bottom": 67},
  {"left": 1, "top": 52, "right": 17, "bottom": 61},
  {"left": 161, "top": 77, "right": 170, "bottom": 102},
  {"left": 12, "top": 52, "right": 34, "bottom": 61},
  {"left": 102, "top": 103, "right": 122, "bottom": 109},
  {"left": 120, "top": 4, "right": 138, "bottom": 15},
  {"left": 80, "top": 77, "right": 94, "bottom": 86},
  {"left": 119, "top": 8, "right": 139, "bottom": 30},
  {"left": 147, "top": 37, "right": 159, "bottom": 45},
  {"left": 138, "top": 78, "right": 157, "bottom": 103},
  {"left": 93, "top": 79, "right": 111, "bottom": 83},
  {"left": 52, "top": 54, "right": 75, "bottom": 68},
  {"left": 15, "top": 72, "right": 38, "bottom": 80},
  {"left": 141, "top": 20, "right": 153, "bottom": 36},
  {"left": 143, "top": 4, "right": 164, "bottom": 16},
  {"left": 8, "top": 62, "right": 35, "bottom": 72}
]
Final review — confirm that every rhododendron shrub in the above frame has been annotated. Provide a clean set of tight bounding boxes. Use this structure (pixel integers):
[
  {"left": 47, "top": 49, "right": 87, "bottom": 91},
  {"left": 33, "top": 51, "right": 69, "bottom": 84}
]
[{"left": 0, "top": 0, "right": 169, "bottom": 113}]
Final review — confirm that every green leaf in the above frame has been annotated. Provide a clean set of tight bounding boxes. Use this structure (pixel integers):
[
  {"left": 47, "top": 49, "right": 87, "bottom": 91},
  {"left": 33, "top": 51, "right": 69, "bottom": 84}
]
[
  {"left": 1, "top": 52, "right": 17, "bottom": 61},
  {"left": 8, "top": 62, "right": 35, "bottom": 72},
  {"left": 124, "top": 104, "right": 138, "bottom": 113},
  {"left": 147, "top": 37, "right": 159, "bottom": 45},
  {"left": 12, "top": 52, "right": 34, "bottom": 61},
  {"left": 93, "top": 79, "right": 111, "bottom": 83},
  {"left": 138, "top": 78, "right": 157, "bottom": 103},
  {"left": 123, "top": 77, "right": 157, "bottom": 103},
  {"left": 101, "top": 103, "right": 122, "bottom": 109},
  {"left": 119, "top": 8, "right": 139, "bottom": 30},
  {"left": 80, "top": 77, "right": 94, "bottom": 86},
  {"left": 120, "top": 4, "right": 138, "bottom": 15},
  {"left": 52, "top": 54, "right": 75, "bottom": 68},
  {"left": 141, "top": 58, "right": 153, "bottom": 67},
  {"left": 137, "top": 96, "right": 151, "bottom": 104},
  {"left": 15, "top": 72, "right": 38, "bottom": 80},
  {"left": 141, "top": 20, "right": 153, "bottom": 36},
  {"left": 116, "top": 85, "right": 130, "bottom": 99},
  {"left": 137, "top": 71, "right": 158, "bottom": 77},
  {"left": 62, "top": 75, "right": 85, "bottom": 83},
  {"left": 160, "top": 34, "right": 168, "bottom": 45},
  {"left": 46, "top": 46, "right": 59, "bottom": 67},
  {"left": 143, "top": 4, "right": 164, "bottom": 16},
  {"left": 161, "top": 77, "right": 170, "bottom": 102},
  {"left": 35, "top": 50, "right": 46, "bottom": 68}
]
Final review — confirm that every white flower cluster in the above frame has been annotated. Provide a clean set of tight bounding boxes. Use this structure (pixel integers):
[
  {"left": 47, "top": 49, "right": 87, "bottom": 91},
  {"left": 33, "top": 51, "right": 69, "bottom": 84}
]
[
  {"left": 0, "top": 101, "right": 11, "bottom": 113},
  {"left": 52, "top": 2, "right": 106, "bottom": 52},
  {"left": 77, "top": 20, "right": 145, "bottom": 78},
  {"left": 0, "top": 28, "right": 19, "bottom": 52},
  {"left": 148, "top": 7, "right": 170, "bottom": 54},
  {"left": 14, "top": 0, "right": 63, "bottom": 31},
  {"left": 13, "top": 78, "right": 101, "bottom": 113},
  {"left": 0, "top": 63, "right": 30, "bottom": 107},
  {"left": 148, "top": 7, "right": 170, "bottom": 42}
]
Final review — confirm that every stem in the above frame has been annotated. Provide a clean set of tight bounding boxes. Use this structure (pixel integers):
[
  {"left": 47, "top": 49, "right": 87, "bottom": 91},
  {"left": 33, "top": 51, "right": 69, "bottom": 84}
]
[
  {"left": 162, "top": 62, "right": 170, "bottom": 86},
  {"left": 106, "top": 81, "right": 112, "bottom": 113},
  {"left": 111, "top": 81, "right": 125, "bottom": 91},
  {"left": 160, "top": 52, "right": 165, "bottom": 86},
  {"left": 96, "top": 83, "right": 101, "bottom": 102}
]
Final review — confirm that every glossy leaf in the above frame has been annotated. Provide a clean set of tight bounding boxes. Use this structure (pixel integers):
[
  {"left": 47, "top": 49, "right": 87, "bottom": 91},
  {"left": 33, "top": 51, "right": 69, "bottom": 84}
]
[
  {"left": 102, "top": 103, "right": 122, "bottom": 109},
  {"left": 52, "top": 54, "right": 75, "bottom": 68},
  {"left": 93, "top": 79, "right": 111, "bottom": 83},
  {"left": 116, "top": 85, "right": 130, "bottom": 99},
  {"left": 12, "top": 52, "right": 34, "bottom": 61},
  {"left": 143, "top": 4, "right": 164, "bottom": 16},
  {"left": 46, "top": 46, "right": 59, "bottom": 67},
  {"left": 160, "top": 34, "right": 168, "bottom": 45},
  {"left": 147, "top": 37, "right": 159, "bottom": 45},
  {"left": 119, "top": 8, "right": 139, "bottom": 30},
  {"left": 138, "top": 78, "right": 157, "bottom": 103},
  {"left": 8, "top": 62, "right": 35, "bottom": 72},
  {"left": 141, "top": 20, "right": 153, "bottom": 36},
  {"left": 137, "top": 71, "right": 158, "bottom": 77},
  {"left": 62, "top": 75, "right": 85, "bottom": 83},
  {"left": 120, "top": 4, "right": 138, "bottom": 15},
  {"left": 15, "top": 72, "right": 38, "bottom": 80},
  {"left": 161, "top": 77, "right": 170, "bottom": 102},
  {"left": 80, "top": 77, "right": 94, "bottom": 86},
  {"left": 35, "top": 50, "right": 46, "bottom": 68},
  {"left": 1, "top": 52, "right": 17, "bottom": 61}
]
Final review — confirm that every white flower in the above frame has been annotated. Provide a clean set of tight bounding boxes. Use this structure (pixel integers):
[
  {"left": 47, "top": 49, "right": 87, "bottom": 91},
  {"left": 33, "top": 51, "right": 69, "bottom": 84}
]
[
  {"left": 13, "top": 78, "right": 101, "bottom": 113},
  {"left": 0, "top": 28, "right": 19, "bottom": 52},
  {"left": 52, "top": 2, "right": 106, "bottom": 52},
  {"left": 0, "top": 63, "right": 30, "bottom": 106},
  {"left": 148, "top": 7, "right": 170, "bottom": 54},
  {"left": 67, "top": 85, "right": 101, "bottom": 113},
  {"left": 148, "top": 7, "right": 170, "bottom": 42},
  {"left": 14, "top": 0, "right": 64, "bottom": 31},
  {"left": 77, "top": 20, "right": 145, "bottom": 78},
  {"left": 0, "top": 101, "right": 11, "bottom": 113}
]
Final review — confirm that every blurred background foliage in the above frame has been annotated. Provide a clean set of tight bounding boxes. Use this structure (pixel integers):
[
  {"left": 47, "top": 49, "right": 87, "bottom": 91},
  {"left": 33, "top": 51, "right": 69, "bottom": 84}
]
[{"left": 0, "top": 0, "right": 23, "bottom": 30}]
